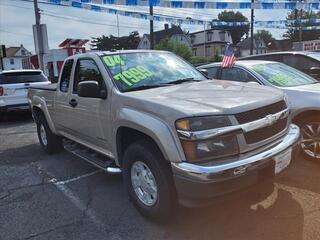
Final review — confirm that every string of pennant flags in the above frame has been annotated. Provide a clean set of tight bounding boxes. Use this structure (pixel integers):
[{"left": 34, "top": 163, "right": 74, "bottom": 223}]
[
  {"left": 43, "top": 0, "right": 320, "bottom": 29},
  {"left": 47, "top": 0, "right": 320, "bottom": 9}
]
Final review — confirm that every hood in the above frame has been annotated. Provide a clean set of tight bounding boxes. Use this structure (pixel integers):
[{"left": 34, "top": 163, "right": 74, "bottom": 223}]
[
  {"left": 123, "top": 80, "right": 284, "bottom": 117},
  {"left": 281, "top": 83, "right": 320, "bottom": 115},
  {"left": 284, "top": 83, "right": 320, "bottom": 93}
]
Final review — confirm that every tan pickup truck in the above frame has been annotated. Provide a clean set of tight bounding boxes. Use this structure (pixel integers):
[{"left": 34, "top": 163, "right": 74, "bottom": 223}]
[{"left": 28, "top": 50, "right": 300, "bottom": 220}]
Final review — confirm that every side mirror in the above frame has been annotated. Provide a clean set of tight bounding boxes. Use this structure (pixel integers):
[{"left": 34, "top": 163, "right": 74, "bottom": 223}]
[
  {"left": 199, "top": 69, "right": 209, "bottom": 78},
  {"left": 78, "top": 81, "right": 107, "bottom": 99}
]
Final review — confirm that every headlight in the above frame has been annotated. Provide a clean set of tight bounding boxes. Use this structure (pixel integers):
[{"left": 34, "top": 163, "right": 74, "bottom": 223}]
[
  {"left": 176, "top": 116, "right": 232, "bottom": 131},
  {"left": 176, "top": 116, "right": 239, "bottom": 162}
]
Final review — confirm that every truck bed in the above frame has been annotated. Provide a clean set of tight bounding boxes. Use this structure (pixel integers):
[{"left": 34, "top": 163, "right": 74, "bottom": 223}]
[{"left": 29, "top": 83, "right": 57, "bottom": 91}]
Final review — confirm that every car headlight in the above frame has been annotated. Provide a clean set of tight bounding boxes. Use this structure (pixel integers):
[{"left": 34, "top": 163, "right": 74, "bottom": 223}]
[{"left": 176, "top": 116, "right": 239, "bottom": 162}]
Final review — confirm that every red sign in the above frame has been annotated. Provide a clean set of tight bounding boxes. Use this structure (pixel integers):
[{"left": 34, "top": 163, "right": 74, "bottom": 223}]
[{"left": 303, "top": 40, "right": 320, "bottom": 51}]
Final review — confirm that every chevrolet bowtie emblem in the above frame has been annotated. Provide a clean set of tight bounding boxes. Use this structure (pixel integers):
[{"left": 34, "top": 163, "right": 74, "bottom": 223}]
[{"left": 265, "top": 114, "right": 277, "bottom": 126}]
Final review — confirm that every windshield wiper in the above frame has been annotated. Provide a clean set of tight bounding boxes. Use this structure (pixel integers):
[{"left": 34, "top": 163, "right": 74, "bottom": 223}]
[
  {"left": 123, "top": 84, "right": 171, "bottom": 92},
  {"left": 166, "top": 78, "right": 202, "bottom": 85}
]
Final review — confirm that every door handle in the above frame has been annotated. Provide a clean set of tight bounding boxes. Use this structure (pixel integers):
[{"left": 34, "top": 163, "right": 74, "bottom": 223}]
[{"left": 69, "top": 99, "right": 78, "bottom": 108}]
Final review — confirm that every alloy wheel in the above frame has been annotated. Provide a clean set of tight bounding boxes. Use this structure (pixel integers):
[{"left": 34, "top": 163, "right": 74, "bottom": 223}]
[
  {"left": 130, "top": 161, "right": 158, "bottom": 206},
  {"left": 301, "top": 122, "right": 320, "bottom": 160}
]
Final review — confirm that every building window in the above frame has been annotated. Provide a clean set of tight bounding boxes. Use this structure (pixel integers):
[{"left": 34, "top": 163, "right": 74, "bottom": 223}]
[
  {"left": 205, "top": 46, "right": 211, "bottom": 57},
  {"left": 192, "top": 48, "right": 197, "bottom": 56},
  {"left": 10, "top": 58, "right": 14, "bottom": 65},
  {"left": 207, "top": 31, "right": 213, "bottom": 42},
  {"left": 21, "top": 50, "right": 26, "bottom": 56},
  {"left": 190, "top": 35, "right": 195, "bottom": 44},
  {"left": 219, "top": 31, "right": 226, "bottom": 42}
]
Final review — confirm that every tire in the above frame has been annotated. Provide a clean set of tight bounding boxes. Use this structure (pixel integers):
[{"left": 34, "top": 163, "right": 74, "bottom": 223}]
[
  {"left": 36, "top": 114, "right": 63, "bottom": 154},
  {"left": 296, "top": 115, "right": 320, "bottom": 162},
  {"left": 122, "top": 139, "right": 177, "bottom": 221}
]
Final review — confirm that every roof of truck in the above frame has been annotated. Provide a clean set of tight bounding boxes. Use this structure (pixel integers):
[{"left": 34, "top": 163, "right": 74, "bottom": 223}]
[{"left": 94, "top": 49, "right": 169, "bottom": 56}]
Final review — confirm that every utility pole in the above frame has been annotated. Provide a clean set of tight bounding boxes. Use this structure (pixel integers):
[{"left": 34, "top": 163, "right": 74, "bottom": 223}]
[
  {"left": 33, "top": 0, "right": 44, "bottom": 71},
  {"left": 299, "top": 8, "right": 303, "bottom": 42},
  {"left": 250, "top": 0, "right": 254, "bottom": 55},
  {"left": 149, "top": 5, "right": 154, "bottom": 50},
  {"left": 116, "top": 14, "right": 120, "bottom": 38},
  {"left": 203, "top": 23, "right": 206, "bottom": 57}
]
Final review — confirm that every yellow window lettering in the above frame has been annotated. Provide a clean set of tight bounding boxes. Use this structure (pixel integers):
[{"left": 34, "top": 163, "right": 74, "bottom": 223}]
[
  {"left": 122, "top": 70, "right": 141, "bottom": 83},
  {"left": 129, "top": 68, "right": 144, "bottom": 81},
  {"left": 114, "top": 73, "right": 132, "bottom": 86},
  {"left": 113, "top": 55, "right": 125, "bottom": 66},
  {"left": 103, "top": 56, "right": 115, "bottom": 67},
  {"left": 136, "top": 65, "right": 153, "bottom": 77}
]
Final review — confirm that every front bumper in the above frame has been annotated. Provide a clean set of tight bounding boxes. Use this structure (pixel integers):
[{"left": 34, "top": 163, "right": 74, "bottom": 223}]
[{"left": 171, "top": 124, "right": 300, "bottom": 206}]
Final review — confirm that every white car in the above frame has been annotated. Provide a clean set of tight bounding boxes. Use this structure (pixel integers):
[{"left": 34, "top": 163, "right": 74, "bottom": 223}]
[{"left": 0, "top": 69, "right": 50, "bottom": 113}]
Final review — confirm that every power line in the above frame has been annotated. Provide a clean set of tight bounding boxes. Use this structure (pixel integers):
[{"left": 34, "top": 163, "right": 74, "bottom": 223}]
[
  {"left": 41, "top": 12, "right": 159, "bottom": 30},
  {"left": 0, "top": 29, "right": 33, "bottom": 37},
  {"left": 0, "top": 1, "right": 160, "bottom": 30}
]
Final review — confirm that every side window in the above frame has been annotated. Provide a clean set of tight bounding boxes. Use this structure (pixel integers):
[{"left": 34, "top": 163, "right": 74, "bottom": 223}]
[
  {"left": 263, "top": 54, "right": 282, "bottom": 62},
  {"left": 206, "top": 67, "right": 219, "bottom": 79},
  {"left": 73, "top": 59, "right": 103, "bottom": 94},
  {"left": 60, "top": 59, "right": 74, "bottom": 92},
  {"left": 221, "top": 68, "right": 257, "bottom": 82},
  {"left": 283, "top": 55, "right": 318, "bottom": 70}
]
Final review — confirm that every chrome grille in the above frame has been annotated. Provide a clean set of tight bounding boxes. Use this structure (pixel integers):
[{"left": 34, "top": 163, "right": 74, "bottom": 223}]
[
  {"left": 235, "top": 101, "right": 287, "bottom": 124},
  {"left": 243, "top": 117, "right": 288, "bottom": 144}
]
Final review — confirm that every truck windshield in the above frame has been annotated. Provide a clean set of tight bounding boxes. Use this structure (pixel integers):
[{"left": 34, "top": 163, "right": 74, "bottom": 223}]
[
  {"left": 101, "top": 51, "right": 206, "bottom": 92},
  {"left": 0, "top": 71, "right": 48, "bottom": 84},
  {"left": 250, "top": 63, "right": 317, "bottom": 87}
]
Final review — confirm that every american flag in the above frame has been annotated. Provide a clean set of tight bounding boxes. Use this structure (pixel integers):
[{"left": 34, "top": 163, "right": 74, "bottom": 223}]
[{"left": 222, "top": 44, "right": 236, "bottom": 68}]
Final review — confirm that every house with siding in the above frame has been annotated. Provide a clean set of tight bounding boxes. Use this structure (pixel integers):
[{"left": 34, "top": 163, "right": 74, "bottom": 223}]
[
  {"left": 138, "top": 24, "right": 191, "bottom": 49},
  {"left": 2, "top": 45, "right": 32, "bottom": 70},
  {"left": 236, "top": 38, "right": 268, "bottom": 57},
  {"left": 190, "top": 29, "right": 233, "bottom": 58}
]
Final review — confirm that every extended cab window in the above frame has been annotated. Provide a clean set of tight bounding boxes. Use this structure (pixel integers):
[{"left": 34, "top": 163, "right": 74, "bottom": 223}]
[
  {"left": 220, "top": 67, "right": 256, "bottom": 82},
  {"left": 73, "top": 59, "right": 103, "bottom": 93},
  {"left": 60, "top": 59, "right": 73, "bottom": 92}
]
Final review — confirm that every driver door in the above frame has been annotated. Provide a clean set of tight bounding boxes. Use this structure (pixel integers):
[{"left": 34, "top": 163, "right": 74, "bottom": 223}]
[{"left": 67, "top": 58, "right": 111, "bottom": 151}]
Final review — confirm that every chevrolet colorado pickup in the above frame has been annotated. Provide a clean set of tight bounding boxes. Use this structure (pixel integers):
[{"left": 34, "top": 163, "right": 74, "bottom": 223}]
[{"left": 28, "top": 50, "right": 300, "bottom": 220}]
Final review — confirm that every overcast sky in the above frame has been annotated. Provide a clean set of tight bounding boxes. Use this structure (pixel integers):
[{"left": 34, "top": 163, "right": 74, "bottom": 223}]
[{"left": 0, "top": 0, "right": 291, "bottom": 53}]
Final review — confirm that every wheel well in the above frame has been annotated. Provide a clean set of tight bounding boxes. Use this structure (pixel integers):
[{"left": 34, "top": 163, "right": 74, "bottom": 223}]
[
  {"left": 292, "top": 110, "right": 320, "bottom": 125},
  {"left": 32, "top": 106, "right": 43, "bottom": 123},
  {"left": 116, "top": 127, "right": 161, "bottom": 167}
]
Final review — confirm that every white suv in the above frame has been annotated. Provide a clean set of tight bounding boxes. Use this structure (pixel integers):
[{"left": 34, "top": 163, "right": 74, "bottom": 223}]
[{"left": 0, "top": 70, "right": 50, "bottom": 113}]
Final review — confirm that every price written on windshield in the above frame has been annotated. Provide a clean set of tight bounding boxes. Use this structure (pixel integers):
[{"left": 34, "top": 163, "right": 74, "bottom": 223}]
[{"left": 113, "top": 65, "right": 153, "bottom": 86}]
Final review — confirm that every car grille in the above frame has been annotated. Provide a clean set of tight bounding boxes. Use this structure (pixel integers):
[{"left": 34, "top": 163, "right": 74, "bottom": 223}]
[
  {"left": 235, "top": 100, "right": 287, "bottom": 124},
  {"left": 235, "top": 100, "right": 288, "bottom": 144},
  {"left": 243, "top": 117, "right": 288, "bottom": 144}
]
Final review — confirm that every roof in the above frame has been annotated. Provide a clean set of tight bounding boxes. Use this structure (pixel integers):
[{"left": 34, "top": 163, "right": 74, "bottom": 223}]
[
  {"left": 5, "top": 47, "right": 21, "bottom": 57},
  {"left": 198, "top": 60, "right": 277, "bottom": 69},
  {"left": 95, "top": 49, "right": 170, "bottom": 56},
  {"left": 144, "top": 25, "right": 184, "bottom": 44},
  {"left": 59, "top": 38, "right": 89, "bottom": 48},
  {"left": 237, "top": 38, "right": 267, "bottom": 49},
  {"left": 239, "top": 51, "right": 320, "bottom": 59},
  {"left": 268, "top": 39, "right": 292, "bottom": 51}
]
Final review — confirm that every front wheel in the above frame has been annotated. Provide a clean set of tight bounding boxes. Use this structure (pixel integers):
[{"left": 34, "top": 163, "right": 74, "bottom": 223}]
[
  {"left": 297, "top": 116, "right": 320, "bottom": 161},
  {"left": 36, "top": 114, "right": 63, "bottom": 154},
  {"left": 122, "top": 140, "right": 177, "bottom": 221}
]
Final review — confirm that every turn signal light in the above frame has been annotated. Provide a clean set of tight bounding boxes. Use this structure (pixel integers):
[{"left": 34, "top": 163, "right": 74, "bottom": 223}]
[{"left": 0, "top": 87, "right": 3, "bottom": 96}]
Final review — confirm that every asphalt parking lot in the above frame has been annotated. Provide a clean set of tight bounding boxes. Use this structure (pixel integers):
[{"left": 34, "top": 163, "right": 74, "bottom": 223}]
[{"left": 0, "top": 111, "right": 320, "bottom": 240}]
